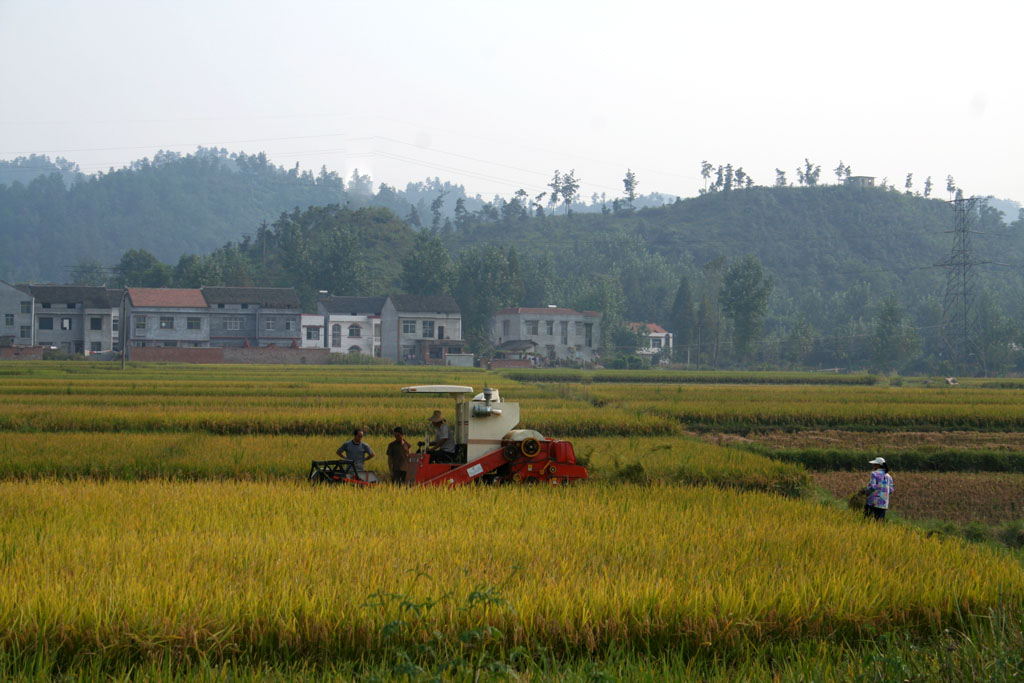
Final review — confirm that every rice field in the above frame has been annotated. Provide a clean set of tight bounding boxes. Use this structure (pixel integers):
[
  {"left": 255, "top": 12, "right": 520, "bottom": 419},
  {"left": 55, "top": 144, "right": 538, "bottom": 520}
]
[
  {"left": 813, "top": 471, "right": 1024, "bottom": 524},
  {"left": 0, "top": 361, "right": 1022, "bottom": 678}
]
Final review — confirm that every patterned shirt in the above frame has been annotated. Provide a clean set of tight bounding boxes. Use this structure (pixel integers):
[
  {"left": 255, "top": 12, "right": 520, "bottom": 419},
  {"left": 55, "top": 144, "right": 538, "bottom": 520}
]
[{"left": 865, "top": 469, "right": 894, "bottom": 509}]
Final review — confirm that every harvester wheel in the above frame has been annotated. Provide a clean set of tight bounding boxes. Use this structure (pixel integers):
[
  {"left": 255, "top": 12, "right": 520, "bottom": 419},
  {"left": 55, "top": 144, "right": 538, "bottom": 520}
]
[{"left": 521, "top": 438, "right": 541, "bottom": 458}]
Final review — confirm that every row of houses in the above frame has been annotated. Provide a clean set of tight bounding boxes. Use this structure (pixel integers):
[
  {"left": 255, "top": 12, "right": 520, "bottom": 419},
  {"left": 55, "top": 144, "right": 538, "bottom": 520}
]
[{"left": 2, "top": 281, "right": 672, "bottom": 364}]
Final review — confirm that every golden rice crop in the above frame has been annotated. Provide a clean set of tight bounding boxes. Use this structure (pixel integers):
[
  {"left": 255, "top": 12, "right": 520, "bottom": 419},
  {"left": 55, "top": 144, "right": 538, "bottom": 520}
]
[
  {"left": 0, "top": 480, "right": 1020, "bottom": 667},
  {"left": 0, "top": 433, "right": 809, "bottom": 495}
]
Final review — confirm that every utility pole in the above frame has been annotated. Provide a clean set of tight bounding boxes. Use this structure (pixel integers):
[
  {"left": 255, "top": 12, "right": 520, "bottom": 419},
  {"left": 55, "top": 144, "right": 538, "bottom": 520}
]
[{"left": 936, "top": 195, "right": 986, "bottom": 375}]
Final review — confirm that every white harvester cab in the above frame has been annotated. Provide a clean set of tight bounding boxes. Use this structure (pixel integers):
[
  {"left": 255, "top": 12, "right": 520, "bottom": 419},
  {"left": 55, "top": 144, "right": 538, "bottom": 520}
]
[{"left": 401, "top": 385, "right": 541, "bottom": 462}]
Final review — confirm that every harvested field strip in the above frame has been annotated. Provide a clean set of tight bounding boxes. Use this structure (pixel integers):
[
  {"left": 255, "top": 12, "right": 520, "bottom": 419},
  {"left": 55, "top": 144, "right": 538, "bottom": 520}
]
[
  {"left": 813, "top": 471, "right": 1024, "bottom": 525},
  {"left": 1, "top": 480, "right": 1020, "bottom": 668},
  {"left": 745, "top": 446, "right": 1024, "bottom": 473}
]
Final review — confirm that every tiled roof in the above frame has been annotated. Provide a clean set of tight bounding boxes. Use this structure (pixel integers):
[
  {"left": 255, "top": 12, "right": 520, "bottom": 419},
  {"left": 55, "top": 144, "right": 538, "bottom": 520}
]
[
  {"left": 22, "top": 284, "right": 112, "bottom": 309},
  {"left": 128, "top": 288, "right": 207, "bottom": 308},
  {"left": 201, "top": 286, "right": 301, "bottom": 308},
  {"left": 388, "top": 295, "right": 460, "bottom": 314},
  {"left": 319, "top": 296, "right": 386, "bottom": 315},
  {"left": 629, "top": 322, "right": 669, "bottom": 334},
  {"left": 495, "top": 306, "right": 601, "bottom": 318}
]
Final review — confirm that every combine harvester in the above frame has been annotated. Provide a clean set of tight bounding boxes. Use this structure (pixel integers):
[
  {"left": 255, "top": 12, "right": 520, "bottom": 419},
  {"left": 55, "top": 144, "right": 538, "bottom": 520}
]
[{"left": 309, "top": 385, "right": 588, "bottom": 486}]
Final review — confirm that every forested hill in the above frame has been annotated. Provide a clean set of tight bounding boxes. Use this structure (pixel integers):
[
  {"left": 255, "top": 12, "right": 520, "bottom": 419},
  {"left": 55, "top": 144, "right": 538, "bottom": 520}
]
[
  {"left": 450, "top": 185, "right": 1024, "bottom": 323},
  {"left": 0, "top": 149, "right": 350, "bottom": 282}
]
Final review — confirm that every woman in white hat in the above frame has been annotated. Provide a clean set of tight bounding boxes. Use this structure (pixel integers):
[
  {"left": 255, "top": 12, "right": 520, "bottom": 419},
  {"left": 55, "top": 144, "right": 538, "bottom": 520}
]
[{"left": 863, "top": 457, "right": 894, "bottom": 521}]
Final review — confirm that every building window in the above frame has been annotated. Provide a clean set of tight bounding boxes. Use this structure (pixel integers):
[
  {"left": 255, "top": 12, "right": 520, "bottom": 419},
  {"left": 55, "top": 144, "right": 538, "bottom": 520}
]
[
  {"left": 402, "top": 320, "right": 416, "bottom": 334},
  {"left": 225, "top": 317, "right": 242, "bottom": 331},
  {"left": 135, "top": 316, "right": 146, "bottom": 331},
  {"left": 217, "top": 303, "right": 225, "bottom": 309},
  {"left": 90, "top": 342, "right": 102, "bottom": 352},
  {"left": 90, "top": 317, "right": 102, "bottom": 331},
  {"left": 525, "top": 320, "right": 539, "bottom": 335},
  {"left": 264, "top": 318, "right": 276, "bottom": 331},
  {"left": 347, "top": 324, "right": 361, "bottom": 337},
  {"left": 331, "top": 324, "right": 341, "bottom": 347},
  {"left": 584, "top": 323, "right": 593, "bottom": 348},
  {"left": 20, "top": 326, "right": 30, "bottom": 339},
  {"left": 374, "top": 323, "right": 380, "bottom": 339},
  {"left": 560, "top": 321, "right": 568, "bottom": 345},
  {"left": 41, "top": 303, "right": 51, "bottom": 309},
  {"left": 20, "top": 301, "right": 31, "bottom": 314},
  {"left": 546, "top": 320, "right": 554, "bottom": 335},
  {"left": 112, "top": 317, "right": 119, "bottom": 332},
  {"left": 429, "top": 345, "right": 443, "bottom": 360},
  {"left": 3, "top": 314, "right": 12, "bottom": 326},
  {"left": 502, "top": 320, "right": 510, "bottom": 336},
  {"left": 651, "top": 337, "right": 662, "bottom": 348},
  {"left": 61, "top": 318, "right": 73, "bottom": 331},
  {"left": 348, "top": 345, "right": 361, "bottom": 354},
  {"left": 241, "top": 304, "right": 249, "bottom": 310},
  {"left": 67, "top": 303, "right": 76, "bottom": 309},
  {"left": 306, "top": 327, "right": 320, "bottom": 341},
  {"left": 422, "top": 321, "right": 435, "bottom": 338},
  {"left": 187, "top": 317, "right": 201, "bottom": 330},
  {"left": 285, "top": 320, "right": 293, "bottom": 331},
  {"left": 159, "top": 317, "right": 174, "bottom": 330}
]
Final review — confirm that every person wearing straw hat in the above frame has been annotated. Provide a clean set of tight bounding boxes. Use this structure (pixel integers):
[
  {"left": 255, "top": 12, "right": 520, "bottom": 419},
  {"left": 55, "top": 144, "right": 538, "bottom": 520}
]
[
  {"left": 427, "top": 410, "right": 456, "bottom": 457},
  {"left": 863, "top": 457, "right": 894, "bottom": 521}
]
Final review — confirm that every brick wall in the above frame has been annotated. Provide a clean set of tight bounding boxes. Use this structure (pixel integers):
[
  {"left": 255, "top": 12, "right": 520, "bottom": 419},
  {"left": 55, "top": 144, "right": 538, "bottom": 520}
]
[
  {"left": 0, "top": 346, "right": 44, "bottom": 361},
  {"left": 223, "top": 346, "right": 331, "bottom": 364}
]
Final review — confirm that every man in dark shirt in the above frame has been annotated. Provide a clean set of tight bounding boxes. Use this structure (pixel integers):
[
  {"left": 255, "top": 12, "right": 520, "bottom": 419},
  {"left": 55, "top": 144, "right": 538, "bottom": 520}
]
[
  {"left": 386, "top": 426, "right": 411, "bottom": 484},
  {"left": 336, "top": 429, "right": 375, "bottom": 480}
]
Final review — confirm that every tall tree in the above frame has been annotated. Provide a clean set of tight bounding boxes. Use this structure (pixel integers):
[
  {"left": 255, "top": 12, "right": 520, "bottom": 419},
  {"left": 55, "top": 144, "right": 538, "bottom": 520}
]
[
  {"left": 113, "top": 249, "right": 172, "bottom": 288},
  {"left": 946, "top": 175, "right": 957, "bottom": 199},
  {"left": 700, "top": 161, "right": 713, "bottom": 193},
  {"left": 721, "top": 255, "right": 773, "bottom": 359},
  {"left": 905, "top": 173, "right": 914, "bottom": 194},
  {"left": 560, "top": 169, "right": 580, "bottom": 215},
  {"left": 400, "top": 231, "right": 452, "bottom": 296},
  {"left": 623, "top": 169, "right": 638, "bottom": 209},
  {"left": 796, "top": 159, "right": 821, "bottom": 187},
  {"left": 547, "top": 171, "right": 562, "bottom": 210},
  {"left": 923, "top": 176, "right": 933, "bottom": 198},
  {"left": 668, "top": 275, "right": 696, "bottom": 362},
  {"left": 774, "top": 169, "right": 787, "bottom": 187},
  {"left": 870, "top": 294, "right": 919, "bottom": 372},
  {"left": 833, "top": 161, "right": 847, "bottom": 184}
]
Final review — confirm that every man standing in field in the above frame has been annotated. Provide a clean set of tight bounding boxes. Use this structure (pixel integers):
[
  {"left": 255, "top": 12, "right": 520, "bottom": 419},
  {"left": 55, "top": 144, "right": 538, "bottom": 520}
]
[
  {"left": 337, "top": 429, "right": 375, "bottom": 481},
  {"left": 386, "top": 426, "right": 411, "bottom": 484}
]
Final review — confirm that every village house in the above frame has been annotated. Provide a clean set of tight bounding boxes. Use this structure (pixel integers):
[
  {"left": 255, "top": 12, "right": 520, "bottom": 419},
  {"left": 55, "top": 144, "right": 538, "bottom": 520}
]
[
  {"left": 379, "top": 295, "right": 466, "bottom": 365},
  {"left": 491, "top": 306, "right": 601, "bottom": 364},
  {"left": 628, "top": 321, "right": 673, "bottom": 363},
  {"left": 316, "top": 295, "right": 386, "bottom": 356}
]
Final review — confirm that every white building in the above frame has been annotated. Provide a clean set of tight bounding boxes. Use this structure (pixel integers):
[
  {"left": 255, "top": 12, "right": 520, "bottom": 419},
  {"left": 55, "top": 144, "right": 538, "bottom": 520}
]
[
  {"left": 491, "top": 306, "right": 601, "bottom": 364},
  {"left": 300, "top": 313, "right": 326, "bottom": 349},
  {"left": 316, "top": 296, "right": 386, "bottom": 356}
]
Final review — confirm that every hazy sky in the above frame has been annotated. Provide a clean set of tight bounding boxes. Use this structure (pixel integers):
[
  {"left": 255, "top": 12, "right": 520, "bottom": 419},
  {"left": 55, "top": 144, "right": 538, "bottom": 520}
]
[{"left": 1, "top": 0, "right": 1021, "bottom": 203}]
